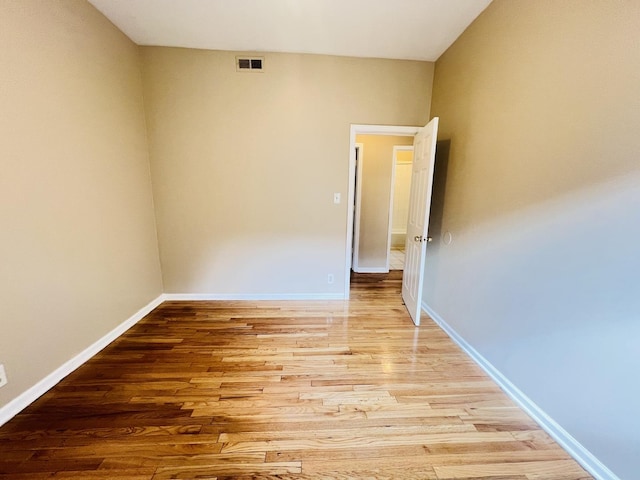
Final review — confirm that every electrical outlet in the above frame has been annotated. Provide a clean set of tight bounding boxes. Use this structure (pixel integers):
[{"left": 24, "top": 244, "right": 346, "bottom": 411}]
[
  {"left": 327, "top": 274, "right": 334, "bottom": 284},
  {"left": 0, "top": 365, "right": 7, "bottom": 388}
]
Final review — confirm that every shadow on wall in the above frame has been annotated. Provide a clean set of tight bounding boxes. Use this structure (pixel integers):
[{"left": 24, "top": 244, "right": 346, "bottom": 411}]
[
  {"left": 427, "top": 139, "right": 451, "bottom": 242},
  {"left": 423, "top": 139, "right": 450, "bottom": 309}
]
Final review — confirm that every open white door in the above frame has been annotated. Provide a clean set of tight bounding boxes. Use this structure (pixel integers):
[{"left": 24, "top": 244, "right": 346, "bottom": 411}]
[{"left": 402, "top": 117, "right": 439, "bottom": 326}]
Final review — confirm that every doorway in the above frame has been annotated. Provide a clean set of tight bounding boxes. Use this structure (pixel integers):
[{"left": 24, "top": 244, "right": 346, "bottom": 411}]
[
  {"left": 344, "top": 125, "right": 421, "bottom": 299},
  {"left": 352, "top": 134, "right": 414, "bottom": 273}
]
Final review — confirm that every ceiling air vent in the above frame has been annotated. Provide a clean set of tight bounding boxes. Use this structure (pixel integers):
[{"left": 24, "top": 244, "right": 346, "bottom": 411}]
[{"left": 236, "top": 56, "right": 264, "bottom": 72}]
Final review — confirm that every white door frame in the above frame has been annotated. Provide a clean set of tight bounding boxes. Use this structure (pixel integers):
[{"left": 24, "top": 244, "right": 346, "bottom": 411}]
[
  {"left": 344, "top": 124, "right": 421, "bottom": 299},
  {"left": 386, "top": 145, "right": 414, "bottom": 271}
]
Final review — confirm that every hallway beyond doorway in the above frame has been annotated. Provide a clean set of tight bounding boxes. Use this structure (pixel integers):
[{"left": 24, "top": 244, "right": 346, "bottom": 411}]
[{"left": 389, "top": 247, "right": 405, "bottom": 270}]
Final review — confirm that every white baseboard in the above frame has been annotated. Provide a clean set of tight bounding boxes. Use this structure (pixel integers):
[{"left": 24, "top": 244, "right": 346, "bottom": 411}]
[
  {"left": 352, "top": 267, "right": 389, "bottom": 274},
  {"left": 421, "top": 302, "right": 620, "bottom": 480},
  {"left": 163, "top": 293, "right": 345, "bottom": 301},
  {"left": 0, "top": 294, "right": 165, "bottom": 428}
]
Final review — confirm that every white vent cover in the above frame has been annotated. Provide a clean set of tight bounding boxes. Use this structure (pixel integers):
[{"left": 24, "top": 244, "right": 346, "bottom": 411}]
[{"left": 236, "top": 56, "right": 264, "bottom": 72}]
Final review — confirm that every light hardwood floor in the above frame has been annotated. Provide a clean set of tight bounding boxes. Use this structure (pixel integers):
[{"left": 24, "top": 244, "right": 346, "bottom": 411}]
[{"left": 0, "top": 272, "right": 592, "bottom": 479}]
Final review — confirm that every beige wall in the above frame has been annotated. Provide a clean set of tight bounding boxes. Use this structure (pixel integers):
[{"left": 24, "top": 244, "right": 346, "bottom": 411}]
[
  {"left": 356, "top": 135, "right": 414, "bottom": 268},
  {"left": 0, "top": 1, "right": 163, "bottom": 408},
  {"left": 426, "top": 1, "right": 640, "bottom": 477},
  {"left": 142, "top": 48, "right": 433, "bottom": 294}
]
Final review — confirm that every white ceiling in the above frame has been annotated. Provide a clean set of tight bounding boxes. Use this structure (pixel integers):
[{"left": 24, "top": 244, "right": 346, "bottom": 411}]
[{"left": 88, "top": 0, "right": 492, "bottom": 62}]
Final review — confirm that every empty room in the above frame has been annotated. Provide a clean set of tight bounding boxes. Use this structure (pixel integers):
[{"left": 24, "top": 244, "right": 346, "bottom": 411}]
[{"left": 0, "top": 0, "right": 638, "bottom": 479}]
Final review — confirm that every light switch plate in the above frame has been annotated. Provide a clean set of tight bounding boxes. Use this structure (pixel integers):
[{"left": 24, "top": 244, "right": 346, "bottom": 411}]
[
  {"left": 333, "top": 193, "right": 341, "bottom": 204},
  {"left": 0, "top": 365, "right": 7, "bottom": 388}
]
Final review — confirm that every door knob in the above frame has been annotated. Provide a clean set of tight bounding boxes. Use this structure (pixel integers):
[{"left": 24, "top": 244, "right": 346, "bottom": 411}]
[{"left": 414, "top": 236, "right": 433, "bottom": 243}]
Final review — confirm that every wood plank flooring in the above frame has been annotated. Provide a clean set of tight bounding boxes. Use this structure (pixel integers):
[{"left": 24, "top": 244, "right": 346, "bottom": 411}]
[{"left": 0, "top": 272, "right": 592, "bottom": 479}]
